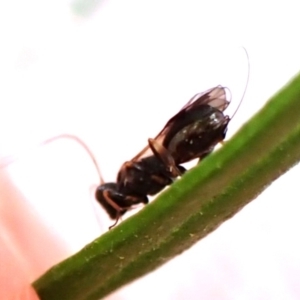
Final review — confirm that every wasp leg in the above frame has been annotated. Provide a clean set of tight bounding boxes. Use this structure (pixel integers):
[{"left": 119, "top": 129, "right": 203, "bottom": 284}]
[
  {"left": 96, "top": 184, "right": 149, "bottom": 229},
  {"left": 148, "top": 138, "right": 183, "bottom": 177},
  {"left": 108, "top": 217, "right": 120, "bottom": 230},
  {"left": 101, "top": 190, "right": 126, "bottom": 229},
  {"left": 105, "top": 192, "right": 148, "bottom": 229}
]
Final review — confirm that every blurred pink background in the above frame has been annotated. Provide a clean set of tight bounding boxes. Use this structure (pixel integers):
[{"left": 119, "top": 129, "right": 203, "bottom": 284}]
[{"left": 0, "top": 1, "right": 300, "bottom": 299}]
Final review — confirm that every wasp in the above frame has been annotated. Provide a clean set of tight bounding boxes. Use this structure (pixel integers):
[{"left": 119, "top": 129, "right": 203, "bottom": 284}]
[
  {"left": 96, "top": 85, "right": 236, "bottom": 229},
  {"left": 0, "top": 86, "right": 243, "bottom": 231},
  {"left": 1, "top": 51, "right": 248, "bottom": 230}
]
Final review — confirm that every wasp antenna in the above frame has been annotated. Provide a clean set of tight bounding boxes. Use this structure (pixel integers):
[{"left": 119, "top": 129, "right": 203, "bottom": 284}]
[
  {"left": 39, "top": 134, "right": 105, "bottom": 185},
  {"left": 230, "top": 46, "right": 250, "bottom": 120},
  {"left": 0, "top": 134, "right": 105, "bottom": 185}
]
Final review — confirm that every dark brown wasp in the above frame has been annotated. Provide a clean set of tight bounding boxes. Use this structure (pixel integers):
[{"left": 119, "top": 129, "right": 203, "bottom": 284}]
[
  {"left": 1, "top": 48, "right": 248, "bottom": 230},
  {"left": 0, "top": 86, "right": 244, "bottom": 231},
  {"left": 96, "top": 85, "right": 236, "bottom": 229}
]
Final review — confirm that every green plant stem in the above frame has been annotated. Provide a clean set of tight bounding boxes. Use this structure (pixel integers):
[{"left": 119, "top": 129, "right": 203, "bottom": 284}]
[{"left": 33, "top": 73, "right": 300, "bottom": 300}]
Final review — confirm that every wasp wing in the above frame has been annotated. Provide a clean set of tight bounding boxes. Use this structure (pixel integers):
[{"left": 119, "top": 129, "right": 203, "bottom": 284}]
[
  {"left": 180, "top": 85, "right": 230, "bottom": 111},
  {"left": 131, "top": 86, "right": 229, "bottom": 162}
]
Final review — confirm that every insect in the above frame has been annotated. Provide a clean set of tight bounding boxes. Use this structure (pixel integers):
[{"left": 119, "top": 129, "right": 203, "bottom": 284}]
[
  {"left": 96, "top": 85, "right": 238, "bottom": 229},
  {"left": 1, "top": 49, "right": 249, "bottom": 230},
  {"left": 0, "top": 88, "right": 241, "bottom": 230},
  {"left": 0, "top": 87, "right": 233, "bottom": 230}
]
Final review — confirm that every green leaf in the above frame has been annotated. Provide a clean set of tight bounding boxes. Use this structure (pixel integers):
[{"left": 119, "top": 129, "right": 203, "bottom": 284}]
[{"left": 33, "top": 72, "right": 300, "bottom": 300}]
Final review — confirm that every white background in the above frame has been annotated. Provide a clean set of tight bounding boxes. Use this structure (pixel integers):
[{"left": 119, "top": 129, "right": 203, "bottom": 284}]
[{"left": 0, "top": 0, "right": 300, "bottom": 299}]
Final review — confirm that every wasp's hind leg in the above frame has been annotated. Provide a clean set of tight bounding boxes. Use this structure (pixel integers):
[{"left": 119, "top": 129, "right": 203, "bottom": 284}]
[{"left": 148, "top": 138, "right": 184, "bottom": 177}]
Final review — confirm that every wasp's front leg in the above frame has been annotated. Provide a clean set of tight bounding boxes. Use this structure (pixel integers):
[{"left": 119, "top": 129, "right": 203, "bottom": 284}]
[{"left": 95, "top": 183, "right": 148, "bottom": 229}]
